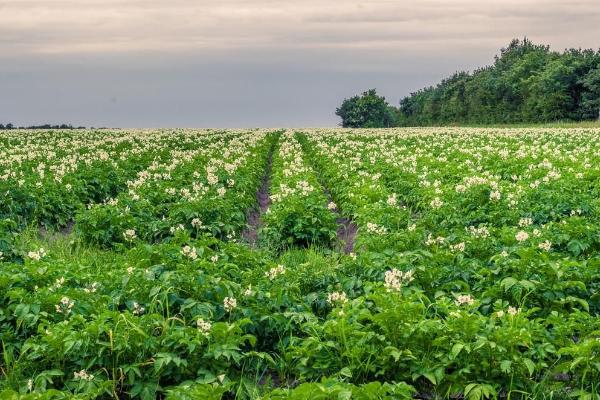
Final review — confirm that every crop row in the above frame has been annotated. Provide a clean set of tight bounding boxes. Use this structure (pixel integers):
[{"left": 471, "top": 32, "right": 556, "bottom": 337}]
[
  {"left": 259, "top": 132, "right": 337, "bottom": 250},
  {"left": 0, "top": 130, "right": 227, "bottom": 228},
  {"left": 77, "top": 130, "right": 279, "bottom": 247}
]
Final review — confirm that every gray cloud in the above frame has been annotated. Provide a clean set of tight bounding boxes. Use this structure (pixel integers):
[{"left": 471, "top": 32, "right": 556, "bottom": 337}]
[{"left": 0, "top": 0, "right": 598, "bottom": 127}]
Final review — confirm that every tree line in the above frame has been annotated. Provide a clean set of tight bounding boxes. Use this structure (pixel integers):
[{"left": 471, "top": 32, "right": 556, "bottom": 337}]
[
  {"left": 0, "top": 123, "right": 86, "bottom": 130},
  {"left": 337, "top": 38, "right": 600, "bottom": 127}
]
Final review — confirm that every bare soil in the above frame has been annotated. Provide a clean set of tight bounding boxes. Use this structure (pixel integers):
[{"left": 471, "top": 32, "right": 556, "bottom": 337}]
[
  {"left": 323, "top": 188, "right": 358, "bottom": 254},
  {"left": 336, "top": 215, "right": 358, "bottom": 253},
  {"left": 39, "top": 220, "right": 75, "bottom": 241},
  {"left": 242, "top": 147, "right": 274, "bottom": 246}
]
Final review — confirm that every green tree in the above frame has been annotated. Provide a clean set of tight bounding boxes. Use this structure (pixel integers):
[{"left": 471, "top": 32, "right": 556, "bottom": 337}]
[
  {"left": 336, "top": 89, "right": 397, "bottom": 128},
  {"left": 396, "top": 38, "right": 600, "bottom": 125},
  {"left": 580, "top": 67, "right": 600, "bottom": 120}
]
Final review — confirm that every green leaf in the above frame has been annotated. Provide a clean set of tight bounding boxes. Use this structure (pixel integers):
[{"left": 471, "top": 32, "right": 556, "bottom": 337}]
[
  {"left": 451, "top": 343, "right": 464, "bottom": 359},
  {"left": 523, "top": 358, "right": 535, "bottom": 376},
  {"left": 500, "top": 360, "right": 512, "bottom": 374}
]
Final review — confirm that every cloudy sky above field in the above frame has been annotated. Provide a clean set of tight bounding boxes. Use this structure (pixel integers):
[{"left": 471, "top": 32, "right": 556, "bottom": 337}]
[{"left": 1, "top": 0, "right": 599, "bottom": 127}]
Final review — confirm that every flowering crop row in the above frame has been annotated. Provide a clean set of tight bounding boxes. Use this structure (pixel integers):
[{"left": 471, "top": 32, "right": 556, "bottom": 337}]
[
  {"left": 77, "top": 130, "right": 279, "bottom": 247},
  {"left": 259, "top": 132, "right": 337, "bottom": 249},
  {"left": 299, "top": 131, "right": 411, "bottom": 247},
  {"left": 0, "top": 129, "right": 227, "bottom": 229}
]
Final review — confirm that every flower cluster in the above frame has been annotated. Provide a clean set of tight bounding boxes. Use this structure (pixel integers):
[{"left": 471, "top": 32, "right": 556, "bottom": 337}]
[
  {"left": 73, "top": 370, "right": 95, "bottom": 381},
  {"left": 384, "top": 268, "right": 415, "bottom": 292},
  {"left": 455, "top": 294, "right": 475, "bottom": 306},
  {"left": 28, "top": 248, "right": 47, "bottom": 261},
  {"left": 196, "top": 318, "right": 212, "bottom": 335},
  {"left": 132, "top": 302, "right": 145, "bottom": 315},
  {"left": 327, "top": 291, "right": 348, "bottom": 306},
  {"left": 123, "top": 229, "right": 137, "bottom": 242},
  {"left": 265, "top": 264, "right": 286, "bottom": 280},
  {"left": 181, "top": 245, "right": 198, "bottom": 260},
  {"left": 55, "top": 296, "right": 74, "bottom": 315},
  {"left": 223, "top": 297, "right": 237, "bottom": 312}
]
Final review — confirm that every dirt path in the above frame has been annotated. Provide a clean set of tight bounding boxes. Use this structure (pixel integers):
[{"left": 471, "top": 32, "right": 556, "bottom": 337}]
[
  {"left": 336, "top": 216, "right": 358, "bottom": 254},
  {"left": 241, "top": 140, "right": 276, "bottom": 247},
  {"left": 323, "top": 188, "right": 358, "bottom": 254},
  {"left": 39, "top": 220, "right": 75, "bottom": 241}
]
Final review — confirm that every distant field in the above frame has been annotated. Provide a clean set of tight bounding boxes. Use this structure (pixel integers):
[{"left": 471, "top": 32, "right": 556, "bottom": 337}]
[{"left": 1, "top": 127, "right": 600, "bottom": 399}]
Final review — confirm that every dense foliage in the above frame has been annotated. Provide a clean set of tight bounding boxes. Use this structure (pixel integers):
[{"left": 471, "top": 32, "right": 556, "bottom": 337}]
[
  {"left": 335, "top": 90, "right": 399, "bottom": 128},
  {"left": 2, "top": 128, "right": 600, "bottom": 399},
  {"left": 338, "top": 39, "right": 600, "bottom": 127}
]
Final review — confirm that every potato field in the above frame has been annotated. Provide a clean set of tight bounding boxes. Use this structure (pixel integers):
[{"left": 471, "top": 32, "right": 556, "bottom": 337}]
[{"left": 1, "top": 128, "right": 600, "bottom": 399}]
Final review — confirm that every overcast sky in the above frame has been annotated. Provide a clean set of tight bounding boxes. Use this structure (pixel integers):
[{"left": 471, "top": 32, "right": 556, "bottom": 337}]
[{"left": 1, "top": 0, "right": 599, "bottom": 128}]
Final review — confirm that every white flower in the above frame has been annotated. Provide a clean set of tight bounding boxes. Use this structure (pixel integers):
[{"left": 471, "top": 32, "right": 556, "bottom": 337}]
[
  {"left": 210, "top": 255, "right": 219, "bottom": 263},
  {"left": 55, "top": 296, "right": 74, "bottom": 315},
  {"left": 127, "top": 266, "right": 134, "bottom": 275},
  {"left": 327, "top": 201, "right": 337, "bottom": 211},
  {"left": 384, "top": 269, "right": 414, "bottom": 292},
  {"left": 49, "top": 277, "right": 65, "bottom": 292},
  {"left": 454, "top": 294, "right": 475, "bottom": 306},
  {"left": 73, "top": 370, "right": 94, "bottom": 381},
  {"left": 515, "top": 231, "right": 529, "bottom": 242},
  {"left": 196, "top": 318, "right": 212, "bottom": 335},
  {"left": 223, "top": 297, "right": 237, "bottom": 312},
  {"left": 83, "top": 282, "right": 99, "bottom": 293},
  {"left": 366, "top": 222, "right": 387, "bottom": 235},
  {"left": 425, "top": 234, "right": 445, "bottom": 246},
  {"left": 27, "top": 248, "right": 47, "bottom": 261},
  {"left": 132, "top": 302, "right": 145, "bottom": 315},
  {"left": 170, "top": 224, "right": 184, "bottom": 234},
  {"left": 326, "top": 291, "right": 348, "bottom": 306},
  {"left": 123, "top": 229, "right": 137, "bottom": 242},
  {"left": 265, "top": 264, "right": 286, "bottom": 280},
  {"left": 450, "top": 242, "right": 465, "bottom": 252},
  {"left": 538, "top": 240, "right": 551, "bottom": 251},
  {"left": 207, "top": 173, "right": 219, "bottom": 186},
  {"left": 191, "top": 218, "right": 204, "bottom": 229},
  {"left": 508, "top": 306, "right": 520, "bottom": 316},
  {"left": 518, "top": 218, "right": 533, "bottom": 227},
  {"left": 181, "top": 245, "right": 198, "bottom": 260},
  {"left": 489, "top": 190, "right": 501, "bottom": 201},
  {"left": 386, "top": 193, "right": 397, "bottom": 206},
  {"left": 430, "top": 197, "right": 443, "bottom": 209},
  {"left": 468, "top": 225, "right": 490, "bottom": 238}
]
